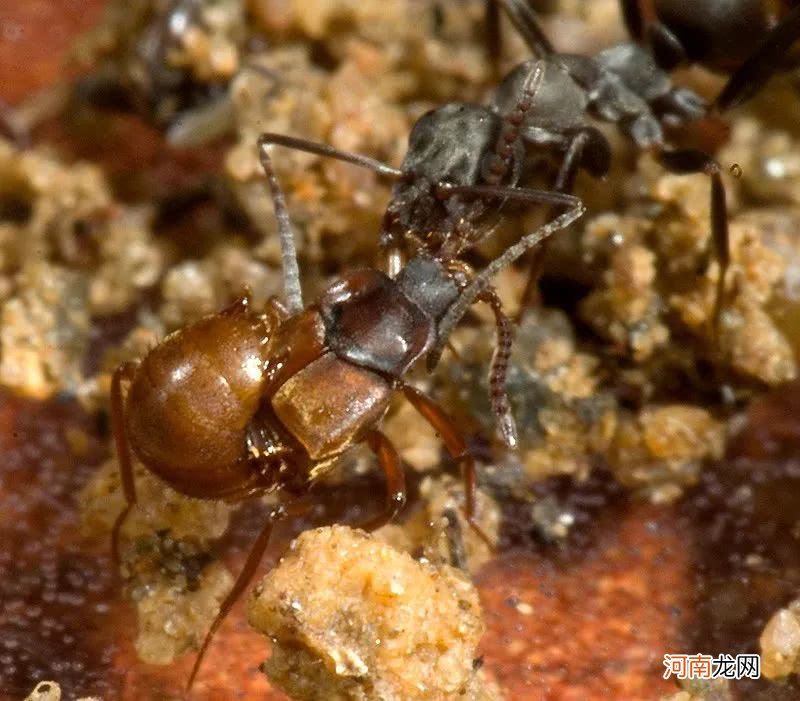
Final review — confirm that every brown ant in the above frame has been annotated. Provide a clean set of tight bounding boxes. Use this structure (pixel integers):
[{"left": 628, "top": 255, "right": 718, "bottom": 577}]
[
  {"left": 490, "top": 0, "right": 800, "bottom": 337},
  {"left": 109, "top": 62, "right": 584, "bottom": 690}
]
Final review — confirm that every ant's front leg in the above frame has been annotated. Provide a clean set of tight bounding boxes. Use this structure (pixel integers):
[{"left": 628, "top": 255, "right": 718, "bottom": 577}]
[{"left": 519, "top": 127, "right": 608, "bottom": 309}]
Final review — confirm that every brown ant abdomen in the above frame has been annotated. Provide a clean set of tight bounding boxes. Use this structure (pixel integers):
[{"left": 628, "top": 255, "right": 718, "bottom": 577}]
[{"left": 125, "top": 304, "right": 274, "bottom": 498}]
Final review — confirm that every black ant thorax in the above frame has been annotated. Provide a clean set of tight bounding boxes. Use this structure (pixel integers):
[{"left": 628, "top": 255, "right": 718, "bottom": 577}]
[{"left": 492, "top": 46, "right": 706, "bottom": 156}]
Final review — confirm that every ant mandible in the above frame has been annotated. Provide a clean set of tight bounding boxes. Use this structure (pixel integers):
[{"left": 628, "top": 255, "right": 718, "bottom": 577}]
[
  {"left": 109, "top": 62, "right": 585, "bottom": 690},
  {"left": 489, "top": 0, "right": 800, "bottom": 336}
]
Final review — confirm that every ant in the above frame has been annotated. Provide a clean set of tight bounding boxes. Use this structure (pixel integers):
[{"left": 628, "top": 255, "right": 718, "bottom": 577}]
[
  {"left": 67, "top": 0, "right": 248, "bottom": 147},
  {"left": 489, "top": 0, "right": 800, "bottom": 336},
  {"left": 109, "top": 62, "right": 584, "bottom": 690},
  {"left": 620, "top": 0, "right": 800, "bottom": 109},
  {"left": 257, "top": 62, "right": 580, "bottom": 448}
]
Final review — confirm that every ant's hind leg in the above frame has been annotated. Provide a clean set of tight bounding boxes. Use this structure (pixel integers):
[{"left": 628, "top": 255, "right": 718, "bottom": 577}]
[
  {"left": 401, "top": 385, "right": 494, "bottom": 550},
  {"left": 657, "top": 149, "right": 730, "bottom": 343},
  {"left": 110, "top": 361, "right": 140, "bottom": 568},
  {"left": 357, "top": 429, "right": 407, "bottom": 532},
  {"left": 186, "top": 497, "right": 312, "bottom": 690}
]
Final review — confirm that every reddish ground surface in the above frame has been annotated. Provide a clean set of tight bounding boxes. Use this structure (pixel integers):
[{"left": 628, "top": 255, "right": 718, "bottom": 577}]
[
  {"left": 0, "top": 1, "right": 105, "bottom": 105},
  {"left": 0, "top": 389, "right": 690, "bottom": 701}
]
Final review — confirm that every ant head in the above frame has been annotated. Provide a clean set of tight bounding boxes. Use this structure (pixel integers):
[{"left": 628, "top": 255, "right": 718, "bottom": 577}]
[
  {"left": 401, "top": 103, "right": 503, "bottom": 187},
  {"left": 385, "top": 104, "right": 506, "bottom": 241}
]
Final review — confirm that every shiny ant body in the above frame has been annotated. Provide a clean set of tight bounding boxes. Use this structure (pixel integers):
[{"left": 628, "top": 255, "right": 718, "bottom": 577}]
[
  {"left": 110, "top": 61, "right": 584, "bottom": 689},
  {"left": 486, "top": 0, "right": 800, "bottom": 332},
  {"left": 620, "top": 0, "right": 800, "bottom": 108}
]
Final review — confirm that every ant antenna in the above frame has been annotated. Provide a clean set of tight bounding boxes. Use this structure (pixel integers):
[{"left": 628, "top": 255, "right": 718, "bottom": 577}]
[
  {"left": 258, "top": 137, "right": 304, "bottom": 314},
  {"left": 482, "top": 60, "right": 545, "bottom": 186},
  {"left": 429, "top": 200, "right": 585, "bottom": 368}
]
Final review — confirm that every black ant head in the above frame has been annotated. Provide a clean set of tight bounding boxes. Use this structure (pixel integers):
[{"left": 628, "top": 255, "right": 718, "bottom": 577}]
[
  {"left": 385, "top": 103, "right": 505, "bottom": 238},
  {"left": 402, "top": 103, "right": 503, "bottom": 187}
]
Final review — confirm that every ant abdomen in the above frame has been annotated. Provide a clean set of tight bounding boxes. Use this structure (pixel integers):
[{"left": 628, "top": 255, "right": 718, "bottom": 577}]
[{"left": 125, "top": 300, "right": 274, "bottom": 498}]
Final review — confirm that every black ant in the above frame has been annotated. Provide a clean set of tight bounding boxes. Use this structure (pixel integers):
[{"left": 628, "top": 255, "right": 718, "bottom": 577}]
[
  {"left": 109, "top": 62, "right": 584, "bottom": 689},
  {"left": 258, "top": 63, "right": 579, "bottom": 448},
  {"left": 620, "top": 0, "right": 800, "bottom": 109},
  {"left": 489, "top": 0, "right": 800, "bottom": 336}
]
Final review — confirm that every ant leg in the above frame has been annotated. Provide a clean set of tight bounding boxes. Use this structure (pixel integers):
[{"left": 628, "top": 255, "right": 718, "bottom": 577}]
[
  {"left": 428, "top": 196, "right": 585, "bottom": 369},
  {"left": 258, "top": 133, "right": 404, "bottom": 311},
  {"left": 401, "top": 385, "right": 494, "bottom": 549},
  {"left": 435, "top": 182, "right": 577, "bottom": 210},
  {"left": 478, "top": 286, "right": 518, "bottom": 449},
  {"left": 485, "top": 0, "right": 503, "bottom": 80},
  {"left": 441, "top": 508, "right": 468, "bottom": 570},
  {"left": 357, "top": 430, "right": 407, "bottom": 532},
  {"left": 258, "top": 140, "right": 304, "bottom": 315},
  {"left": 714, "top": 4, "right": 800, "bottom": 112},
  {"left": 495, "top": 0, "right": 554, "bottom": 57},
  {"left": 257, "top": 133, "right": 403, "bottom": 179},
  {"left": 552, "top": 129, "right": 596, "bottom": 194},
  {"left": 186, "top": 497, "right": 311, "bottom": 690},
  {"left": 519, "top": 128, "right": 594, "bottom": 309},
  {"left": 657, "top": 149, "right": 730, "bottom": 341},
  {"left": 110, "top": 362, "right": 140, "bottom": 568}
]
